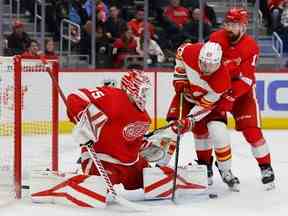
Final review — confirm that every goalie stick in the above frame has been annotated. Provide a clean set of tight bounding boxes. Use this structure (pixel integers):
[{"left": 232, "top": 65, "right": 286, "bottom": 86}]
[{"left": 40, "top": 57, "right": 148, "bottom": 211}]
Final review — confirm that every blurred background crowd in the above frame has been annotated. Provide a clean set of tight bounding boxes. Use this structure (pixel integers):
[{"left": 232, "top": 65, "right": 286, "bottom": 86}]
[{"left": 0, "top": 0, "right": 287, "bottom": 69}]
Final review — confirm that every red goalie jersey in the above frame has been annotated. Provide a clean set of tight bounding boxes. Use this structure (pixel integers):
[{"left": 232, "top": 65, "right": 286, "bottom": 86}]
[{"left": 67, "top": 86, "right": 151, "bottom": 165}]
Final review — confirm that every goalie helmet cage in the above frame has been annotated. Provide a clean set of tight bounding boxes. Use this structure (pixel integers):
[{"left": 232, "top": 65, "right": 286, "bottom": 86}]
[{"left": 0, "top": 56, "right": 59, "bottom": 199}]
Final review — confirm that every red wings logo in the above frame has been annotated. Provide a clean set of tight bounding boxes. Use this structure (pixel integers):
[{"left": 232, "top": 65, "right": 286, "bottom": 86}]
[{"left": 123, "top": 121, "right": 150, "bottom": 141}]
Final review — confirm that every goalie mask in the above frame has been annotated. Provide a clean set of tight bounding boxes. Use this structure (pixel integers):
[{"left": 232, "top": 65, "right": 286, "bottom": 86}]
[
  {"left": 198, "top": 42, "right": 222, "bottom": 75},
  {"left": 121, "top": 69, "right": 151, "bottom": 111}
]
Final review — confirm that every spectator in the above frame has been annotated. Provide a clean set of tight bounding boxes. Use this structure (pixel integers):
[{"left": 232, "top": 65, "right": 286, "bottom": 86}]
[
  {"left": 7, "top": 20, "right": 31, "bottom": 55},
  {"left": 21, "top": 39, "right": 40, "bottom": 57},
  {"left": 128, "top": 6, "right": 156, "bottom": 38},
  {"left": 280, "top": 0, "right": 288, "bottom": 28},
  {"left": 268, "top": 0, "right": 286, "bottom": 32},
  {"left": 112, "top": 27, "right": 137, "bottom": 67},
  {"left": 21, "top": 0, "right": 36, "bottom": 21},
  {"left": 135, "top": 32, "right": 165, "bottom": 65},
  {"left": 54, "top": 0, "right": 70, "bottom": 40},
  {"left": 189, "top": 0, "right": 218, "bottom": 27},
  {"left": 182, "top": 8, "right": 212, "bottom": 42},
  {"left": 276, "top": 0, "right": 288, "bottom": 52},
  {"left": 69, "top": 0, "right": 89, "bottom": 26},
  {"left": 79, "top": 21, "right": 111, "bottom": 66},
  {"left": 84, "top": 0, "right": 109, "bottom": 21},
  {"left": 104, "top": 5, "right": 127, "bottom": 42},
  {"left": 45, "top": 39, "right": 58, "bottom": 58},
  {"left": 163, "top": 0, "right": 190, "bottom": 29}
]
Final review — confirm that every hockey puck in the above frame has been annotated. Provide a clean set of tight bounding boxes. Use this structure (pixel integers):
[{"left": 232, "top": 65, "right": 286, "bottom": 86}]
[{"left": 209, "top": 193, "right": 218, "bottom": 199}]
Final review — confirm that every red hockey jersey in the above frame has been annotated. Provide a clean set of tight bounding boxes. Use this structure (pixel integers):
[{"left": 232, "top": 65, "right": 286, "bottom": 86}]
[
  {"left": 67, "top": 86, "right": 151, "bottom": 165},
  {"left": 209, "top": 29, "right": 260, "bottom": 98}
]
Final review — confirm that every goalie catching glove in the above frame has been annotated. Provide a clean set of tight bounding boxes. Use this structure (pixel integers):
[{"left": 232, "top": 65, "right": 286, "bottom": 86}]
[{"left": 140, "top": 127, "right": 177, "bottom": 163}]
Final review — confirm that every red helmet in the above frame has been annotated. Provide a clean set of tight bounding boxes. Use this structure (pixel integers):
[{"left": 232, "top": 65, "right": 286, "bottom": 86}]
[
  {"left": 224, "top": 7, "right": 248, "bottom": 24},
  {"left": 121, "top": 69, "right": 151, "bottom": 111}
]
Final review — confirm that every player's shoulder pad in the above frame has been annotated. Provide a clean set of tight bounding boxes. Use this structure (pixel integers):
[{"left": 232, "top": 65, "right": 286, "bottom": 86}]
[
  {"left": 177, "top": 42, "right": 202, "bottom": 62},
  {"left": 95, "top": 86, "right": 125, "bottom": 116},
  {"left": 176, "top": 42, "right": 192, "bottom": 60},
  {"left": 240, "top": 35, "right": 259, "bottom": 56}
]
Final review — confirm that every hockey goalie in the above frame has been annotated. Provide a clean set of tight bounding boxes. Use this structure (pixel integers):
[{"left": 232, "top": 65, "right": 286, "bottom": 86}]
[{"left": 30, "top": 69, "right": 208, "bottom": 208}]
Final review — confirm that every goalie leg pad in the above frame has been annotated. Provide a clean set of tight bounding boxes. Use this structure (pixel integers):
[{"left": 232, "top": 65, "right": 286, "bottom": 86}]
[
  {"left": 143, "top": 165, "right": 208, "bottom": 200},
  {"left": 30, "top": 170, "right": 107, "bottom": 208}
]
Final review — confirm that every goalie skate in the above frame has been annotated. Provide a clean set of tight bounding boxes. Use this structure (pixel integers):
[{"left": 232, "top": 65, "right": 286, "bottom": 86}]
[{"left": 260, "top": 164, "right": 275, "bottom": 191}]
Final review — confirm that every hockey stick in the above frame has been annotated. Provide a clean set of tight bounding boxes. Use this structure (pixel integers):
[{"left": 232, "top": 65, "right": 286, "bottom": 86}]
[
  {"left": 171, "top": 93, "right": 184, "bottom": 202},
  {"left": 41, "top": 58, "right": 148, "bottom": 211},
  {"left": 145, "top": 105, "right": 213, "bottom": 139}
]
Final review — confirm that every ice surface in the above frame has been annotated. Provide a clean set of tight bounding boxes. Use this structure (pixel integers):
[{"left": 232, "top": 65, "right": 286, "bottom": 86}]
[{"left": 0, "top": 130, "right": 287, "bottom": 216}]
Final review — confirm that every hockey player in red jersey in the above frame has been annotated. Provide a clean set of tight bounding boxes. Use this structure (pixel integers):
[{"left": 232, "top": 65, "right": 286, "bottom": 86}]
[
  {"left": 162, "top": 41, "right": 240, "bottom": 191},
  {"left": 209, "top": 7, "right": 275, "bottom": 190},
  {"left": 66, "top": 70, "right": 175, "bottom": 191}
]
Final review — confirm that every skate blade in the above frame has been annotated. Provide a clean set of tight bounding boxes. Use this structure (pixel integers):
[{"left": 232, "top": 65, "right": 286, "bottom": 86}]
[
  {"left": 228, "top": 183, "right": 240, "bottom": 192},
  {"left": 264, "top": 182, "right": 275, "bottom": 191}
]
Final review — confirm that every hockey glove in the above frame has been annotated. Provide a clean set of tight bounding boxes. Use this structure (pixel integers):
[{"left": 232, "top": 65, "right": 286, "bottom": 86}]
[
  {"left": 171, "top": 117, "right": 195, "bottom": 134},
  {"left": 140, "top": 127, "right": 177, "bottom": 163},
  {"left": 215, "top": 94, "right": 235, "bottom": 112},
  {"left": 173, "top": 80, "right": 190, "bottom": 94}
]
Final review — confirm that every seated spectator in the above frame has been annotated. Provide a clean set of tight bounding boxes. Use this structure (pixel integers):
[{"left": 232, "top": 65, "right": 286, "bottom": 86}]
[
  {"left": 128, "top": 6, "right": 156, "bottom": 38},
  {"left": 135, "top": 32, "right": 165, "bottom": 65},
  {"left": 163, "top": 0, "right": 190, "bottom": 29},
  {"left": 280, "top": 0, "right": 288, "bottom": 28},
  {"left": 21, "top": 39, "right": 41, "bottom": 57},
  {"left": 189, "top": 0, "right": 218, "bottom": 27},
  {"left": 79, "top": 21, "right": 112, "bottom": 66},
  {"left": 276, "top": 0, "right": 288, "bottom": 51},
  {"left": 54, "top": 0, "right": 69, "bottom": 40},
  {"left": 84, "top": 0, "right": 109, "bottom": 22},
  {"left": 45, "top": 39, "right": 58, "bottom": 58},
  {"left": 69, "top": 0, "right": 88, "bottom": 26},
  {"left": 105, "top": 5, "right": 127, "bottom": 42},
  {"left": 112, "top": 27, "right": 137, "bottom": 67},
  {"left": 268, "top": 0, "right": 286, "bottom": 32},
  {"left": 7, "top": 20, "right": 31, "bottom": 55},
  {"left": 96, "top": 0, "right": 109, "bottom": 23},
  {"left": 182, "top": 8, "right": 212, "bottom": 42}
]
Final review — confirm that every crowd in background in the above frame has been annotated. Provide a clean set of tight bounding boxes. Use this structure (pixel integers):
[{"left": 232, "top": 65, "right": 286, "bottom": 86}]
[{"left": 3, "top": 0, "right": 288, "bottom": 68}]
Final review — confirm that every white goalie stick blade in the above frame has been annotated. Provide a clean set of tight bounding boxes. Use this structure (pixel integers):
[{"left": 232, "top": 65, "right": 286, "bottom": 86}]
[{"left": 113, "top": 194, "right": 149, "bottom": 212}]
